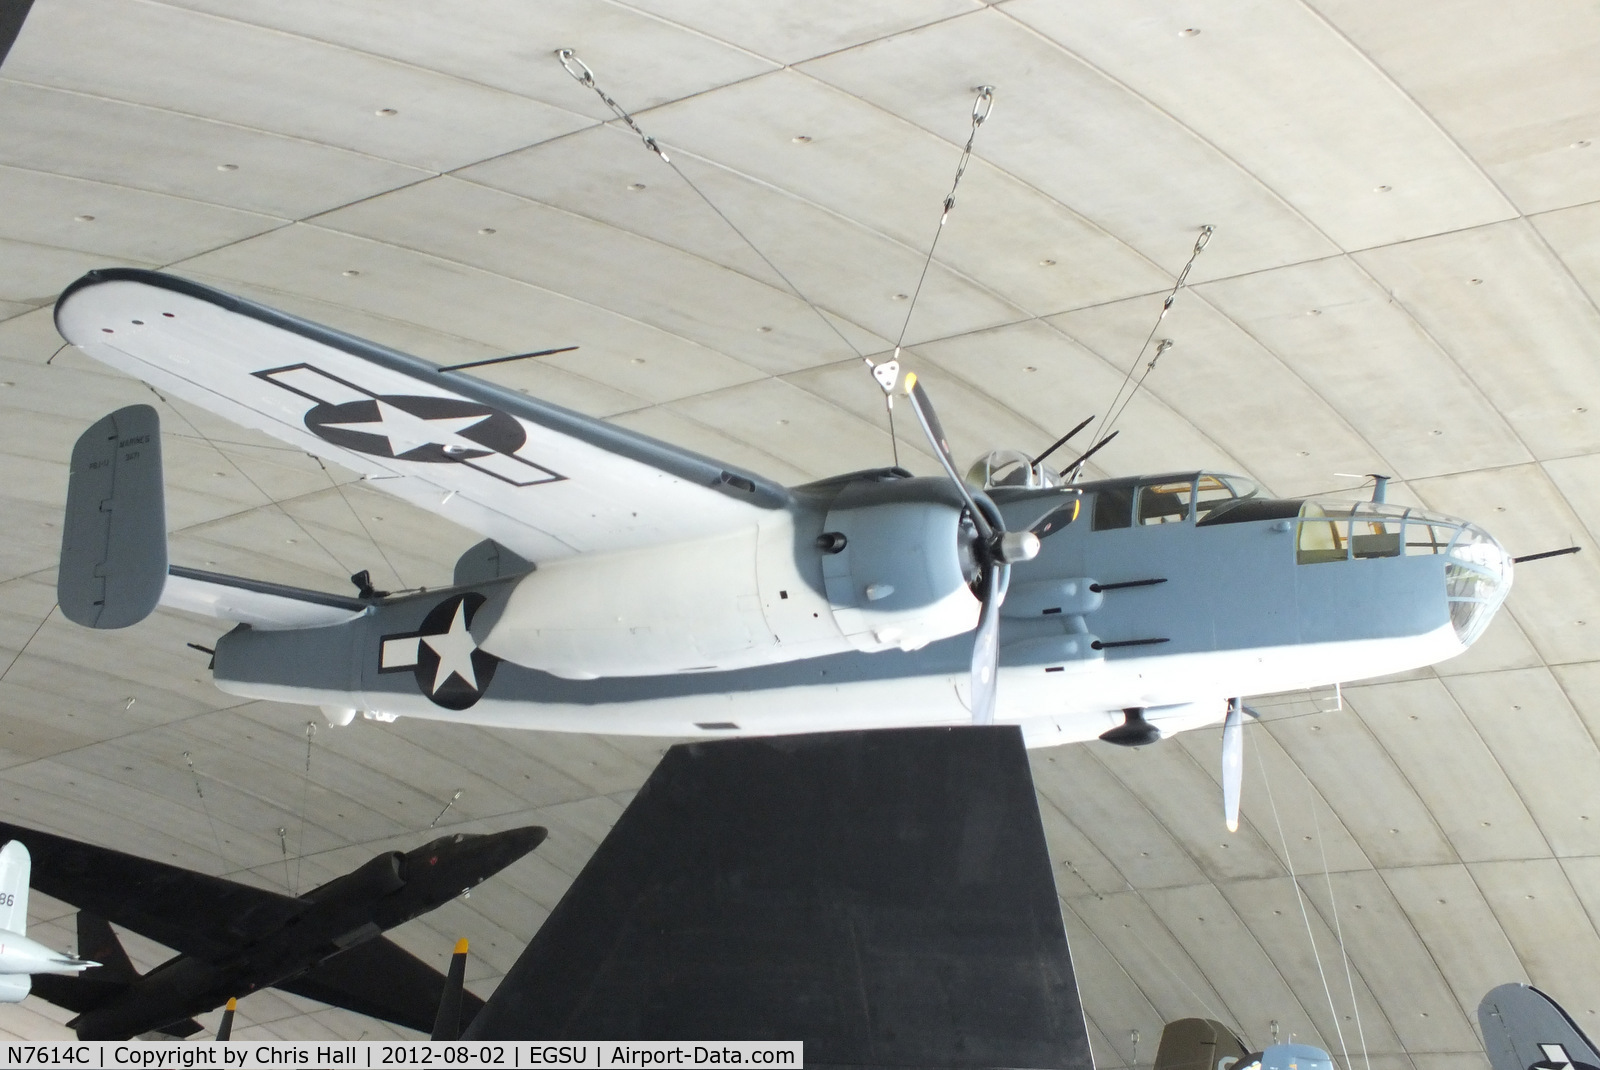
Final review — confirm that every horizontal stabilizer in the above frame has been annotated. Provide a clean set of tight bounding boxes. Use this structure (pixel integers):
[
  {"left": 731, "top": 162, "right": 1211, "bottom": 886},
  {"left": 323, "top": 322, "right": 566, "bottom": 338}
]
[
  {"left": 161, "top": 566, "right": 368, "bottom": 630},
  {"left": 59, "top": 405, "right": 167, "bottom": 629}
]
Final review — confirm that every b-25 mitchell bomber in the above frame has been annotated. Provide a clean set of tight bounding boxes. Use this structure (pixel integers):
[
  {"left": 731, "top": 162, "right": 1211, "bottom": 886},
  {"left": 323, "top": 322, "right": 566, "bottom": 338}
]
[
  {"left": 53, "top": 269, "right": 1515, "bottom": 829},
  {"left": 0, "top": 820, "right": 544, "bottom": 1039}
]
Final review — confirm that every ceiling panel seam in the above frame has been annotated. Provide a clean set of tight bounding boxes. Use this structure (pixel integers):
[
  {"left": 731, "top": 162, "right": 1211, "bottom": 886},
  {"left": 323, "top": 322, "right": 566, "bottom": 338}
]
[
  {"left": 1058, "top": 897, "right": 1167, "bottom": 1063},
  {"left": 135, "top": 0, "right": 605, "bottom": 114},
  {"left": 781, "top": 61, "right": 1174, "bottom": 285},
  {"left": 1116, "top": 747, "right": 1374, "bottom": 1049},
  {"left": 1292, "top": 0, "right": 1519, "bottom": 221},
  {"left": 0, "top": 75, "right": 439, "bottom": 172},
  {"left": 992, "top": 7, "right": 1344, "bottom": 256},
  {"left": 444, "top": 129, "right": 1037, "bottom": 330},
  {"left": 0, "top": 160, "right": 294, "bottom": 223}
]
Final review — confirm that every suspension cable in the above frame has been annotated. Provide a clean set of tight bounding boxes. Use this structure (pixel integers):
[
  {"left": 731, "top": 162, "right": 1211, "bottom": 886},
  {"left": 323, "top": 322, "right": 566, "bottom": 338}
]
[
  {"left": 1083, "top": 226, "right": 1212, "bottom": 469},
  {"left": 891, "top": 86, "right": 994, "bottom": 360},
  {"left": 557, "top": 50, "right": 864, "bottom": 363},
  {"left": 1256, "top": 740, "right": 1353, "bottom": 1069}
]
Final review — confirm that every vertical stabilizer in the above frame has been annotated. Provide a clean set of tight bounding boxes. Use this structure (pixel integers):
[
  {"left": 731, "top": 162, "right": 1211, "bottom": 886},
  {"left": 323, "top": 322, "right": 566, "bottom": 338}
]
[
  {"left": 58, "top": 404, "right": 167, "bottom": 629},
  {"left": 1481, "top": 984, "right": 1600, "bottom": 1070},
  {"left": 0, "top": 841, "right": 30, "bottom": 935},
  {"left": 1155, "top": 1018, "right": 1249, "bottom": 1070}
]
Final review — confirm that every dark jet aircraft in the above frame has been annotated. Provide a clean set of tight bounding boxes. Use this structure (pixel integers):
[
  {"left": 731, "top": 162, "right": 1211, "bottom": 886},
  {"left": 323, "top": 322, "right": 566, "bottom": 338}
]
[{"left": 0, "top": 820, "right": 544, "bottom": 1039}]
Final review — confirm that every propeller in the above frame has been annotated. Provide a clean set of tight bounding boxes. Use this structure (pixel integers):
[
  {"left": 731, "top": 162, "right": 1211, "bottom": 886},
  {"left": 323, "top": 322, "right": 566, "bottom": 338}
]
[
  {"left": 1222, "top": 698, "right": 1244, "bottom": 833},
  {"left": 899, "top": 372, "right": 1041, "bottom": 725},
  {"left": 216, "top": 997, "right": 236, "bottom": 1041}
]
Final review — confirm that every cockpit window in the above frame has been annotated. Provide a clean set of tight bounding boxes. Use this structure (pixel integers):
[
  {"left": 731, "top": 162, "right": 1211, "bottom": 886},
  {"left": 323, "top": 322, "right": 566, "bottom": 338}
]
[
  {"left": 1137, "top": 474, "right": 1259, "bottom": 525},
  {"left": 1138, "top": 480, "right": 1192, "bottom": 524},
  {"left": 1093, "top": 484, "right": 1135, "bottom": 530}
]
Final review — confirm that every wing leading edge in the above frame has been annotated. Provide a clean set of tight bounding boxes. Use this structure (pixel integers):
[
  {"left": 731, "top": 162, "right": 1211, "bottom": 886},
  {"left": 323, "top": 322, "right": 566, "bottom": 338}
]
[{"left": 56, "top": 269, "right": 789, "bottom": 563}]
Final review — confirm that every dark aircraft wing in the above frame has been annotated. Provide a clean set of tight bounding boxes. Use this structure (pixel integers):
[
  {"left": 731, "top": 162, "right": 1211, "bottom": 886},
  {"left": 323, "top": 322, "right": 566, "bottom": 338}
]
[
  {"left": 0, "top": 821, "right": 305, "bottom": 961},
  {"left": 280, "top": 937, "right": 485, "bottom": 1035}
]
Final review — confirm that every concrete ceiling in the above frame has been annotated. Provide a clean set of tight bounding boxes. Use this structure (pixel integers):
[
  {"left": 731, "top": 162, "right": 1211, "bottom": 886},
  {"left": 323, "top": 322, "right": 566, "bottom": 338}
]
[{"left": 1, "top": 0, "right": 1598, "bottom": 1059}]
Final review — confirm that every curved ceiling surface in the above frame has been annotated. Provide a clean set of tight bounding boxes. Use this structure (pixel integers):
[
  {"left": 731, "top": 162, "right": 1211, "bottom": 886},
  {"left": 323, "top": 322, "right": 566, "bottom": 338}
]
[{"left": 2, "top": 0, "right": 1600, "bottom": 1058}]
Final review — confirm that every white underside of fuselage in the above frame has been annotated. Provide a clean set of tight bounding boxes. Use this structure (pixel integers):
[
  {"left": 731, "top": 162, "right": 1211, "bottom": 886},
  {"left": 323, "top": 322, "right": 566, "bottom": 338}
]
[{"left": 228, "top": 623, "right": 1465, "bottom": 749}]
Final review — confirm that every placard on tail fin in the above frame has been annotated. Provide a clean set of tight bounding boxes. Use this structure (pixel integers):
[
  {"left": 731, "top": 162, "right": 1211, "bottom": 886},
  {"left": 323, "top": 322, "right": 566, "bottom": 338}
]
[
  {"left": 59, "top": 405, "right": 167, "bottom": 629},
  {"left": 0, "top": 841, "right": 29, "bottom": 935}
]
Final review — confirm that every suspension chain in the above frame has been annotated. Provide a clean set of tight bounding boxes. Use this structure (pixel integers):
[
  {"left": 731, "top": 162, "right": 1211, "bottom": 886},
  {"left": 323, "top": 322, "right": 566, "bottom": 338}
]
[
  {"left": 878, "top": 86, "right": 997, "bottom": 396},
  {"left": 1088, "top": 225, "right": 1213, "bottom": 461}
]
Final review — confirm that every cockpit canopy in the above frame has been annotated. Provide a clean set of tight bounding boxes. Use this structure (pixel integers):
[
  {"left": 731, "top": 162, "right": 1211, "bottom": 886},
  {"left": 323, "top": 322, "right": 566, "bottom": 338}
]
[{"left": 1089, "top": 472, "right": 1264, "bottom": 529}]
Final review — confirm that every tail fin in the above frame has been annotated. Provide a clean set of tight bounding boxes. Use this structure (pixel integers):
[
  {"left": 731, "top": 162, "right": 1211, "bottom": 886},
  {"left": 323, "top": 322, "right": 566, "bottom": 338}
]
[
  {"left": 1481, "top": 983, "right": 1600, "bottom": 1070},
  {"left": 0, "top": 841, "right": 30, "bottom": 935},
  {"left": 1154, "top": 1018, "right": 1249, "bottom": 1070},
  {"left": 76, "top": 912, "right": 137, "bottom": 984},
  {"left": 58, "top": 404, "right": 167, "bottom": 629}
]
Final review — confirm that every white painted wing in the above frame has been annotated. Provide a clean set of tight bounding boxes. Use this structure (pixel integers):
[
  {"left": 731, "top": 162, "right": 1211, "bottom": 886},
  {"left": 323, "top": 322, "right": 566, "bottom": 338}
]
[{"left": 56, "top": 270, "right": 789, "bottom": 562}]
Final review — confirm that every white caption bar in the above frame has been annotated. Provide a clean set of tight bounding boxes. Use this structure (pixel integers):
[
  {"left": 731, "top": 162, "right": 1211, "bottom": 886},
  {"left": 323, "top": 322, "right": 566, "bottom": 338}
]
[{"left": 0, "top": 1041, "right": 803, "bottom": 1069}]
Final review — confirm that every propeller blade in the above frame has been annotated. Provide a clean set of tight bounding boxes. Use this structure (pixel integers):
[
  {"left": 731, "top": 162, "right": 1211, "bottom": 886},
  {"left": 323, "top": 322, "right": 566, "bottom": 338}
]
[
  {"left": 902, "top": 373, "right": 994, "bottom": 542},
  {"left": 216, "top": 997, "right": 236, "bottom": 1042},
  {"left": 431, "top": 938, "right": 470, "bottom": 1041},
  {"left": 1222, "top": 699, "right": 1244, "bottom": 833},
  {"left": 970, "top": 563, "right": 1008, "bottom": 726}
]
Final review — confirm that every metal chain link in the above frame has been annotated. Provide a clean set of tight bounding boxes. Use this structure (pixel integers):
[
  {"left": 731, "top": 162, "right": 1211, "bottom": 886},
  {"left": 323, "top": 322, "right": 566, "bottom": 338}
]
[
  {"left": 880, "top": 86, "right": 997, "bottom": 393},
  {"left": 558, "top": 50, "right": 668, "bottom": 163}
]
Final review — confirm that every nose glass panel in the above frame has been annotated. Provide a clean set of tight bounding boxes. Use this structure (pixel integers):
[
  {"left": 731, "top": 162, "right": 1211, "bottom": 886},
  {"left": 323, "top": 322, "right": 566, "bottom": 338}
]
[{"left": 1295, "top": 501, "right": 1512, "bottom": 644}]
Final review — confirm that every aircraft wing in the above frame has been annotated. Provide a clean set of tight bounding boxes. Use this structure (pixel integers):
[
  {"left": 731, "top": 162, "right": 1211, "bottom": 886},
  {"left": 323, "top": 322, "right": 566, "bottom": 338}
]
[
  {"left": 280, "top": 937, "right": 486, "bottom": 1036},
  {"left": 0, "top": 821, "right": 306, "bottom": 962},
  {"left": 55, "top": 269, "right": 790, "bottom": 563}
]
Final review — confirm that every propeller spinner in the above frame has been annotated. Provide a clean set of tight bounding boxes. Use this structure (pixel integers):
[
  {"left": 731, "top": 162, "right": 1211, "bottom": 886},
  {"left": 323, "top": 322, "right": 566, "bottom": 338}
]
[{"left": 897, "top": 372, "right": 1044, "bottom": 725}]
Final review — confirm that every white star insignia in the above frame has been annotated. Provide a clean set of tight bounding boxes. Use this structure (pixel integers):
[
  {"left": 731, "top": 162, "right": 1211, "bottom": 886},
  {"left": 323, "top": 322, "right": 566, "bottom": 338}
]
[
  {"left": 324, "top": 399, "right": 491, "bottom": 457},
  {"left": 422, "top": 601, "right": 480, "bottom": 694}
]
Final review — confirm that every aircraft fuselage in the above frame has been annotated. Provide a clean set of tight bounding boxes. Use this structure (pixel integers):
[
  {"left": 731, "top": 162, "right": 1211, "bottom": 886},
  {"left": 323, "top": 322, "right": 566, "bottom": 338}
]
[{"left": 211, "top": 471, "right": 1512, "bottom": 747}]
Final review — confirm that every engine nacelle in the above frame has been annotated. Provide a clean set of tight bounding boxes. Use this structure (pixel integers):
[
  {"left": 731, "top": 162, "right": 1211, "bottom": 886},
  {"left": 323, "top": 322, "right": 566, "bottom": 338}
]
[{"left": 818, "top": 477, "right": 979, "bottom": 652}]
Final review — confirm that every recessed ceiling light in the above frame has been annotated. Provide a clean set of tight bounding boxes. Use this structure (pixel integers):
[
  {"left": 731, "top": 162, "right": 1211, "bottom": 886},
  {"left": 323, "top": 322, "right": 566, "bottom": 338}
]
[
  {"left": 1178, "top": 27, "right": 1201, "bottom": 36},
  {"left": 892, "top": 293, "right": 909, "bottom": 301},
  {"left": 792, "top": 135, "right": 812, "bottom": 144},
  {"left": 1573, "top": 140, "right": 1592, "bottom": 149},
  {"left": 375, "top": 108, "right": 398, "bottom": 117},
  {"left": 74, "top": 214, "right": 95, "bottom": 222},
  {"left": 1307, "top": 308, "right": 1322, "bottom": 316},
  {"left": 631, "top": 357, "right": 645, "bottom": 364},
  {"left": 756, "top": 326, "right": 773, "bottom": 333},
  {"left": 216, "top": 163, "right": 238, "bottom": 172},
  {"left": 1374, "top": 184, "right": 1392, "bottom": 192},
  {"left": 1468, "top": 277, "right": 1483, "bottom": 285},
  {"left": 478, "top": 227, "right": 496, "bottom": 235},
  {"left": 1038, "top": 258, "right": 1057, "bottom": 267},
  {"left": 1024, "top": 366, "right": 1038, "bottom": 373},
  {"left": 342, "top": 269, "right": 361, "bottom": 277},
  {"left": 627, "top": 182, "right": 646, "bottom": 191}
]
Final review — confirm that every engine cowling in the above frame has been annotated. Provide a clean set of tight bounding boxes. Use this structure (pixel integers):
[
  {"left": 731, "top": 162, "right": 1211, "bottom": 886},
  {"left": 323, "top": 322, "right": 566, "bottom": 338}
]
[{"left": 817, "top": 477, "right": 980, "bottom": 652}]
